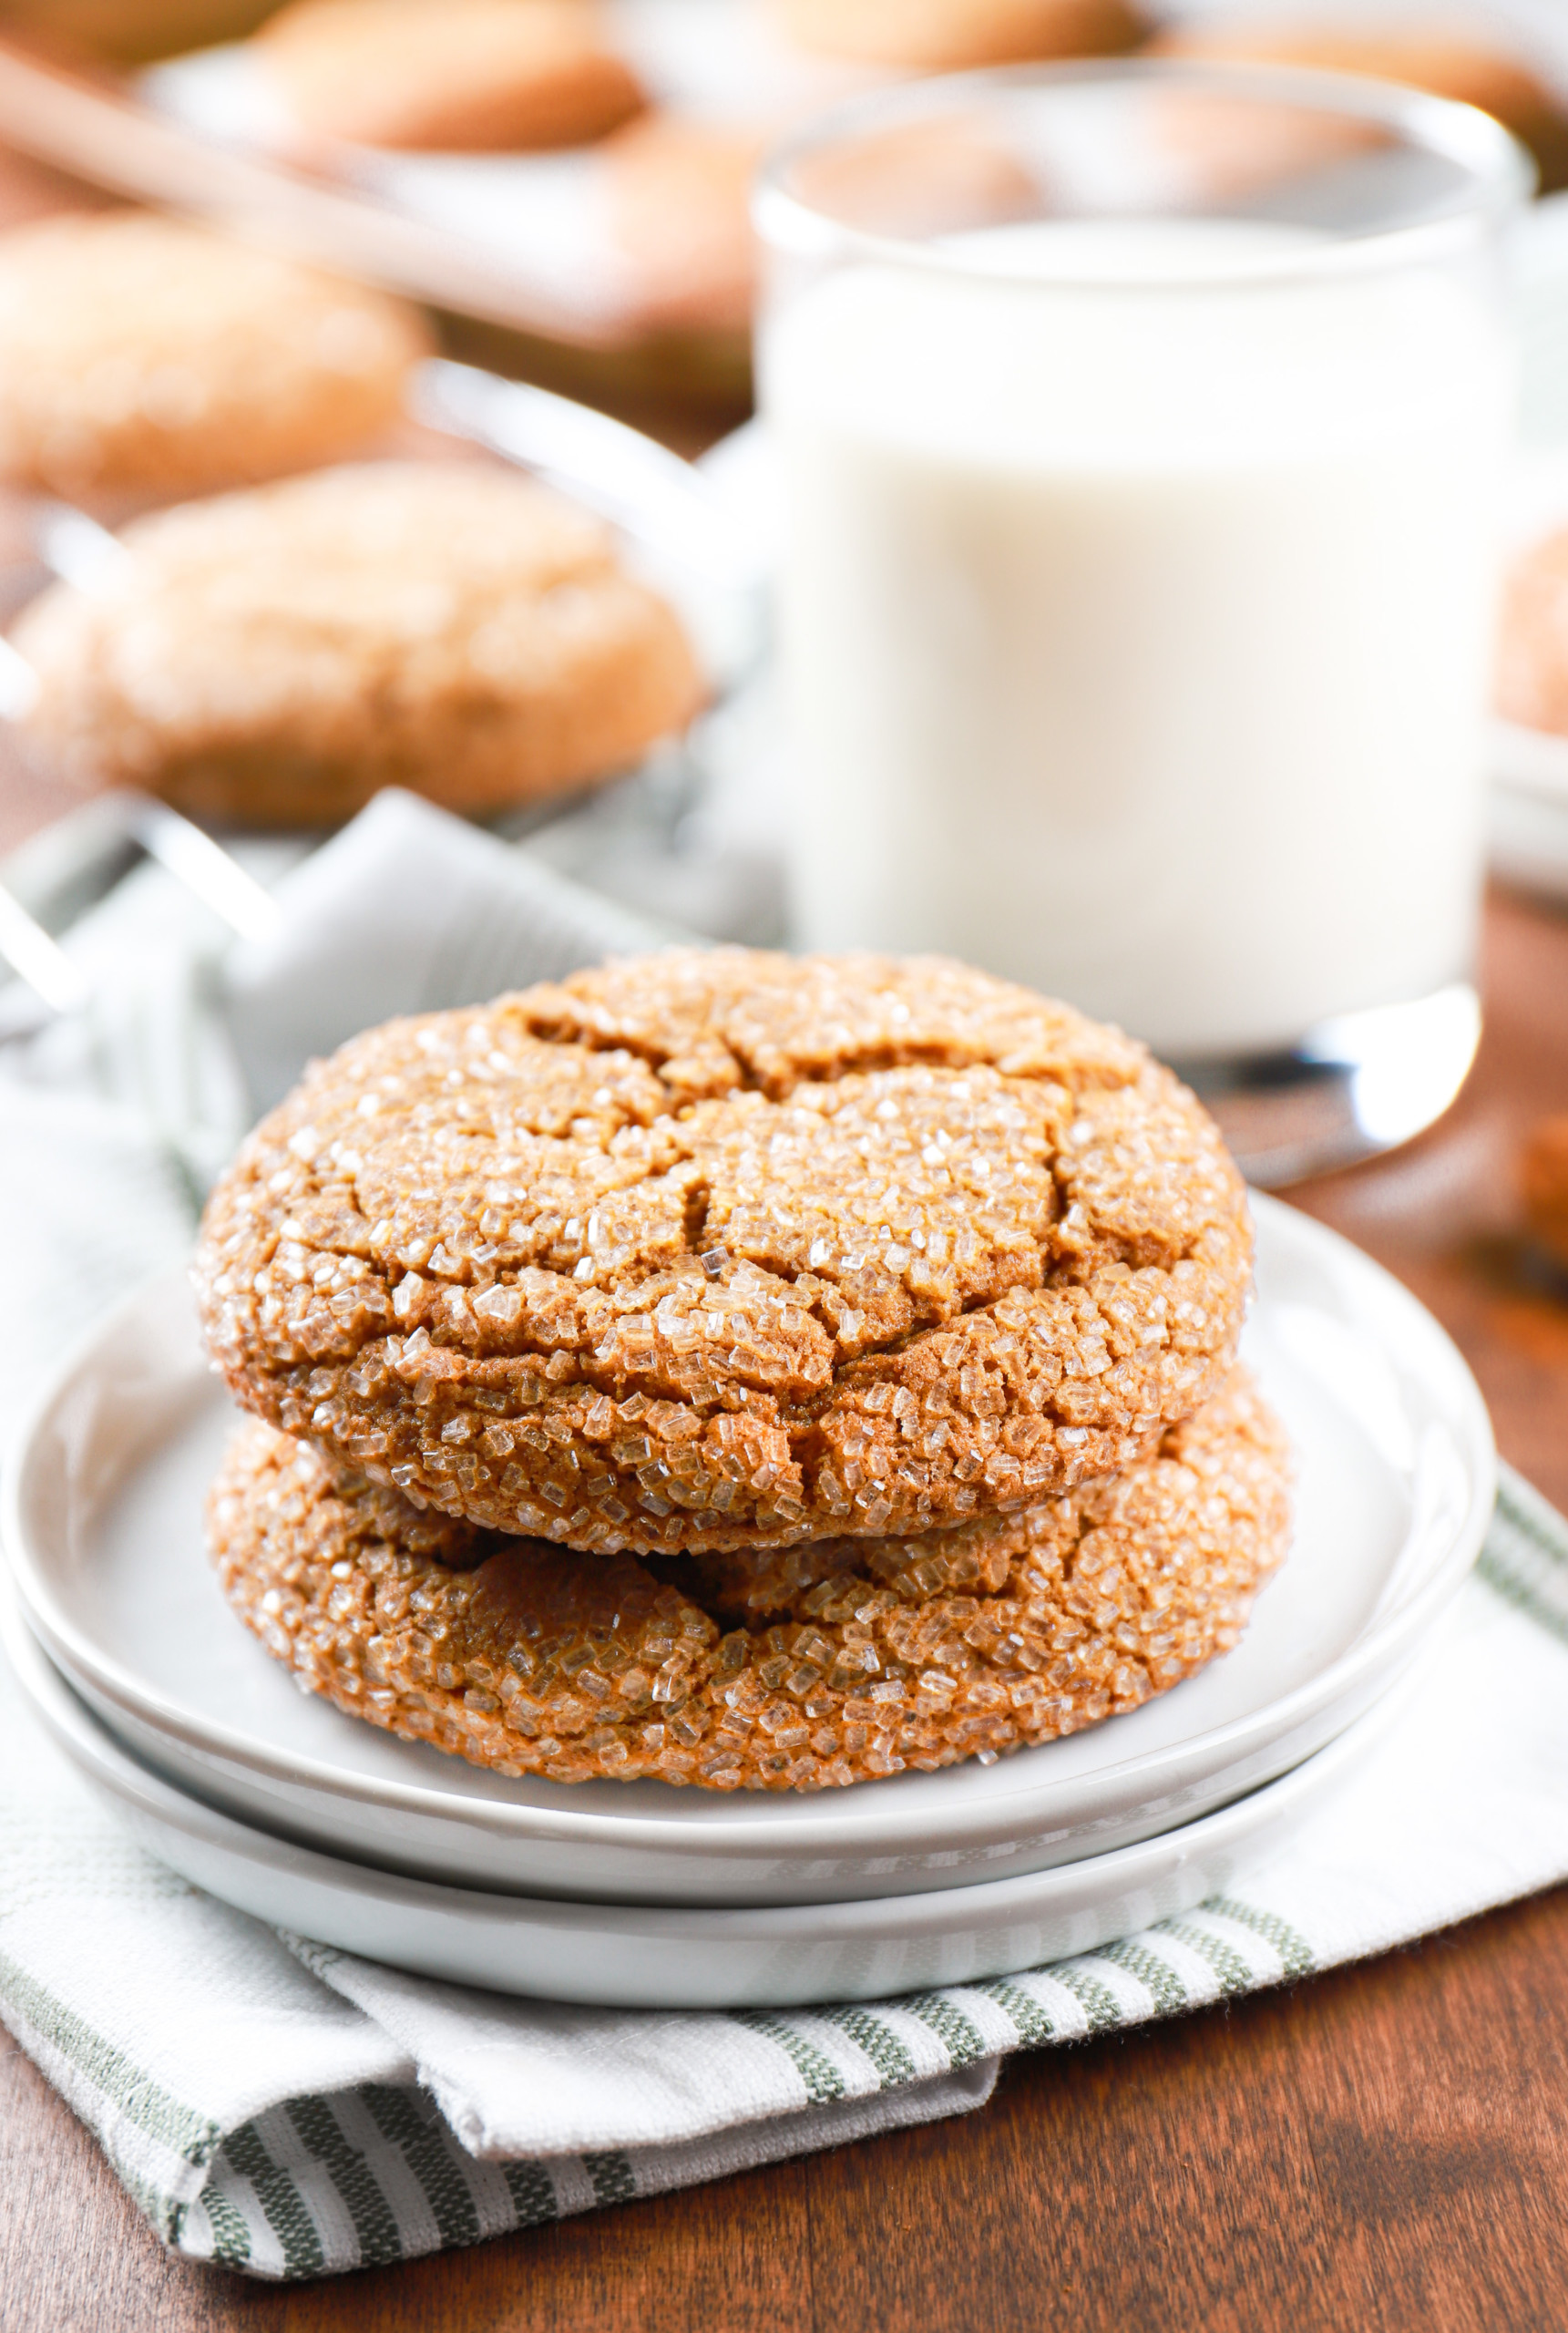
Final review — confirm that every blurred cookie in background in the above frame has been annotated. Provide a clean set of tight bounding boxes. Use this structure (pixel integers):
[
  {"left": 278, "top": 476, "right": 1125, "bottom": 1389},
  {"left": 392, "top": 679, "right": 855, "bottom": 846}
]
[
  {"left": 1498, "top": 527, "right": 1568, "bottom": 738},
  {"left": 12, "top": 460, "right": 706, "bottom": 827},
  {"left": 0, "top": 0, "right": 279, "bottom": 64},
  {"left": 0, "top": 211, "right": 431, "bottom": 503},
  {"left": 598, "top": 98, "right": 1045, "bottom": 337},
  {"left": 602, "top": 116, "right": 773, "bottom": 334},
  {"left": 255, "top": 0, "right": 646, "bottom": 150},
  {"left": 779, "top": 111, "right": 1043, "bottom": 240},
  {"left": 776, "top": 0, "right": 1144, "bottom": 70},
  {"left": 1150, "top": 19, "right": 1568, "bottom": 192}
]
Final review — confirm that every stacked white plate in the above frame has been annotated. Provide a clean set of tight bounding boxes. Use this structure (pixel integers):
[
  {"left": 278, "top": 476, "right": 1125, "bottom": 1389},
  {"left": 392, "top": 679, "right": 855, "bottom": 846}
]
[{"left": 1, "top": 1195, "right": 1493, "bottom": 2009}]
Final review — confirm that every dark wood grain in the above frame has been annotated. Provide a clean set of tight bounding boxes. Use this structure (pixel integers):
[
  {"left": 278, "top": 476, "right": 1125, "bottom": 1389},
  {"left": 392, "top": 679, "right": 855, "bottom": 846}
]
[{"left": 5, "top": 121, "right": 1568, "bottom": 2333}]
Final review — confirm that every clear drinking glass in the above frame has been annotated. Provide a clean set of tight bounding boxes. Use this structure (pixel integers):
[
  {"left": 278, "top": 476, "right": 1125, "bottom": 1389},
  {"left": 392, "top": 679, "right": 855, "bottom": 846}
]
[{"left": 754, "top": 63, "right": 1528, "bottom": 1180}]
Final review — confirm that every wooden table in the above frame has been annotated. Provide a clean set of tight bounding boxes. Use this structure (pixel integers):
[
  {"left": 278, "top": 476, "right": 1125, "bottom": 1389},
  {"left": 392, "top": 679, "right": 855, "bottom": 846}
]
[{"left": 5, "top": 138, "right": 1568, "bottom": 2333}]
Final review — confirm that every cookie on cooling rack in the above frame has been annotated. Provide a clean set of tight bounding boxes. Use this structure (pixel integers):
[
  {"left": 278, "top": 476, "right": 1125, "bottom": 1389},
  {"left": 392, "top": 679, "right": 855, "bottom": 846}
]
[
  {"left": 209, "top": 1367, "right": 1289, "bottom": 1790},
  {"left": 12, "top": 460, "right": 706, "bottom": 826},
  {"left": 256, "top": 0, "right": 646, "bottom": 151},
  {"left": 601, "top": 115, "right": 773, "bottom": 334},
  {"left": 1149, "top": 22, "right": 1568, "bottom": 193},
  {"left": 0, "top": 211, "right": 430, "bottom": 503},
  {"left": 194, "top": 949, "right": 1254, "bottom": 1551}
]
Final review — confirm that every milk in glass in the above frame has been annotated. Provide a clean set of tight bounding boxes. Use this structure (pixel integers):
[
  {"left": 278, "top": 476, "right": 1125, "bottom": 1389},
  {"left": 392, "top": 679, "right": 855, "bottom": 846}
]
[{"left": 762, "top": 221, "right": 1512, "bottom": 1059}]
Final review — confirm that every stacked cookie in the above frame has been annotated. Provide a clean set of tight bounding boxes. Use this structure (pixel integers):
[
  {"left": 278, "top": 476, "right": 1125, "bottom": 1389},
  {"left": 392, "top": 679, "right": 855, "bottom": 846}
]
[{"left": 194, "top": 949, "right": 1290, "bottom": 1792}]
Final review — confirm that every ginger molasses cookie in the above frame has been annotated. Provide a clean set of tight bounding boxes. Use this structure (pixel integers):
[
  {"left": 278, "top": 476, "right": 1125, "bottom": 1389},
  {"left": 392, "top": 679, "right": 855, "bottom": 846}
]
[
  {"left": 209, "top": 1368, "right": 1289, "bottom": 1790},
  {"left": 14, "top": 460, "right": 705, "bottom": 826},
  {"left": 777, "top": 0, "right": 1143, "bottom": 70},
  {"left": 0, "top": 212, "right": 429, "bottom": 503},
  {"left": 194, "top": 951, "right": 1255, "bottom": 1552},
  {"left": 1150, "top": 22, "right": 1568, "bottom": 193},
  {"left": 257, "top": 0, "right": 645, "bottom": 151},
  {"left": 0, "top": 0, "right": 275, "bottom": 65},
  {"left": 601, "top": 115, "right": 774, "bottom": 334}
]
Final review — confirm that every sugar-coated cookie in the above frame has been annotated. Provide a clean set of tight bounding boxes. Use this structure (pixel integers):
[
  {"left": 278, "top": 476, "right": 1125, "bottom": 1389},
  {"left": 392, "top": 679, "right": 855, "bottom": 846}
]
[
  {"left": 210, "top": 1369, "right": 1289, "bottom": 1789},
  {"left": 0, "top": 211, "right": 430, "bottom": 501},
  {"left": 14, "top": 460, "right": 705, "bottom": 826},
  {"left": 195, "top": 951, "right": 1254, "bottom": 1552}
]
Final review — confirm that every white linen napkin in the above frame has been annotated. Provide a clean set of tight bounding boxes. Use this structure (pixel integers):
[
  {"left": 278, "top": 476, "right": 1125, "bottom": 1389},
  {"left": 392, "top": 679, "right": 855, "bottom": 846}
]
[{"left": 5, "top": 791, "right": 1568, "bottom": 2282}]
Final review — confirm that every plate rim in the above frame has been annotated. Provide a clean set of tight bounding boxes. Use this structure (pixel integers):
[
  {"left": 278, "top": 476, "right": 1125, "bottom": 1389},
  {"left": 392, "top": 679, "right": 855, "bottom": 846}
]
[
  {"left": 4, "top": 1576, "right": 1390, "bottom": 1947},
  {"left": 0, "top": 1191, "right": 1494, "bottom": 1860}
]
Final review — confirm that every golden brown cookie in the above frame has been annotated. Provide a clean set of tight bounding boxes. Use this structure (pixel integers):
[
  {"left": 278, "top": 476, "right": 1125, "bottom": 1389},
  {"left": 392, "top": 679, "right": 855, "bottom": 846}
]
[
  {"left": 208, "top": 1368, "right": 1290, "bottom": 1789},
  {"left": 1, "top": 0, "right": 275, "bottom": 66},
  {"left": 256, "top": 0, "right": 646, "bottom": 151},
  {"left": 777, "top": 0, "right": 1144, "bottom": 70},
  {"left": 1150, "top": 22, "right": 1568, "bottom": 193},
  {"left": 1140, "top": 85, "right": 1381, "bottom": 208},
  {"left": 598, "top": 107, "right": 1044, "bottom": 334},
  {"left": 0, "top": 211, "right": 430, "bottom": 504},
  {"left": 194, "top": 951, "right": 1254, "bottom": 1553},
  {"left": 601, "top": 116, "right": 773, "bottom": 334},
  {"left": 1497, "top": 527, "right": 1568, "bottom": 738},
  {"left": 13, "top": 460, "right": 705, "bottom": 826}
]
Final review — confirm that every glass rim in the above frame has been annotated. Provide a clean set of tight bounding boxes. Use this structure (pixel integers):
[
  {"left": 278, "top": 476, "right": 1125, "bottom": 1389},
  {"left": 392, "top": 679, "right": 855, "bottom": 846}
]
[{"left": 753, "top": 56, "right": 1534, "bottom": 291}]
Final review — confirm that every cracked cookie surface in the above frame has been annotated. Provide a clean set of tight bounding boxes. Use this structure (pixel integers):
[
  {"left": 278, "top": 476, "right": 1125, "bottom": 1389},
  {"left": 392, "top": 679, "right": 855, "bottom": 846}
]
[
  {"left": 194, "top": 950, "right": 1254, "bottom": 1552},
  {"left": 209, "top": 1369, "right": 1290, "bottom": 1790}
]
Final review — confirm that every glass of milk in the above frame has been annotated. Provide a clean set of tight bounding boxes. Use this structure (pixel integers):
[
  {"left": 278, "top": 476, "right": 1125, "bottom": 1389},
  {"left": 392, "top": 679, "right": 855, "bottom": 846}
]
[{"left": 755, "top": 64, "right": 1527, "bottom": 1179}]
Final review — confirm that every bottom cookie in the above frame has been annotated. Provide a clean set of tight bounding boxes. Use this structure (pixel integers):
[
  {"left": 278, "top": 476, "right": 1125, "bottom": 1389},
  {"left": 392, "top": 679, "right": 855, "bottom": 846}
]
[{"left": 208, "top": 1370, "right": 1290, "bottom": 1792}]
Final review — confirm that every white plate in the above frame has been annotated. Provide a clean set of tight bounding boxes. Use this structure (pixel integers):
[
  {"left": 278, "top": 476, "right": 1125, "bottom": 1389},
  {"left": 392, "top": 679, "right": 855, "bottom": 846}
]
[
  {"left": 1, "top": 1197, "right": 1492, "bottom": 1907},
  {"left": 5, "top": 1588, "right": 1390, "bottom": 2010}
]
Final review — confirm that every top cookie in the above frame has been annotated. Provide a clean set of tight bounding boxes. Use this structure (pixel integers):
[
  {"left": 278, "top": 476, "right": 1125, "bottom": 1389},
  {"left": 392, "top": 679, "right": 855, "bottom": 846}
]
[
  {"left": 0, "top": 211, "right": 430, "bottom": 502},
  {"left": 194, "top": 951, "right": 1253, "bottom": 1554}
]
